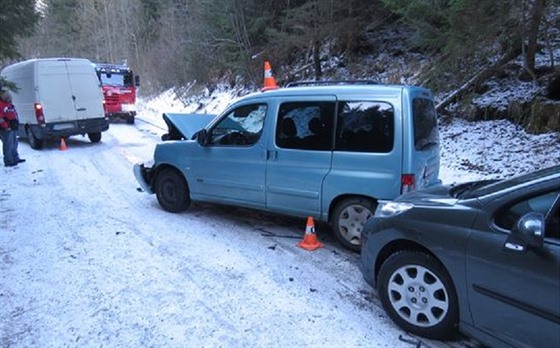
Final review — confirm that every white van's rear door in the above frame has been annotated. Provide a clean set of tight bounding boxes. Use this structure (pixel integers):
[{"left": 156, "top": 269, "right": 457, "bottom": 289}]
[
  {"left": 36, "top": 60, "right": 77, "bottom": 123},
  {"left": 65, "top": 59, "right": 105, "bottom": 120}
]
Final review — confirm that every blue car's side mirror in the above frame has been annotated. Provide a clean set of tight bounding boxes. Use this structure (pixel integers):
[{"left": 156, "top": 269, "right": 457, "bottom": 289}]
[{"left": 197, "top": 129, "right": 209, "bottom": 146}]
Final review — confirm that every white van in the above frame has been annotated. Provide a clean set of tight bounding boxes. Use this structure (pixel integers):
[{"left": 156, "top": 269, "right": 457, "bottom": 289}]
[{"left": 1, "top": 58, "right": 108, "bottom": 149}]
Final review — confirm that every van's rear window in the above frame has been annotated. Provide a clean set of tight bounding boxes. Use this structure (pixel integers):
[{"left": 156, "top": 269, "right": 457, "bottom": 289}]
[
  {"left": 413, "top": 98, "right": 439, "bottom": 151},
  {"left": 335, "top": 101, "right": 394, "bottom": 153}
]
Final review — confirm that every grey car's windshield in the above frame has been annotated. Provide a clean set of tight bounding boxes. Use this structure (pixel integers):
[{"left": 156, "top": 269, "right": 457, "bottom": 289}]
[{"left": 460, "top": 165, "right": 560, "bottom": 199}]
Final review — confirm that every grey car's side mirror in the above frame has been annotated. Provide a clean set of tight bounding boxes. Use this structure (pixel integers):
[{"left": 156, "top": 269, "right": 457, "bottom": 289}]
[{"left": 505, "top": 212, "right": 545, "bottom": 252}]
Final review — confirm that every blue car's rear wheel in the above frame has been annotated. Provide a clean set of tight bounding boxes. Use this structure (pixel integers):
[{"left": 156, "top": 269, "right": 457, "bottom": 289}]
[
  {"left": 330, "top": 197, "right": 375, "bottom": 252},
  {"left": 155, "top": 168, "right": 191, "bottom": 213},
  {"left": 377, "top": 250, "right": 459, "bottom": 340}
]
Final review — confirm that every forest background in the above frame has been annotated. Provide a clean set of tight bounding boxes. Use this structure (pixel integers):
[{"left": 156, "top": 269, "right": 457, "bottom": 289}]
[{"left": 1, "top": 0, "right": 560, "bottom": 133}]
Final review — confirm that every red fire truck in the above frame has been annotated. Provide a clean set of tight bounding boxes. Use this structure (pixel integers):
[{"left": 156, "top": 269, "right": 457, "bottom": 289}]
[{"left": 94, "top": 63, "right": 140, "bottom": 124}]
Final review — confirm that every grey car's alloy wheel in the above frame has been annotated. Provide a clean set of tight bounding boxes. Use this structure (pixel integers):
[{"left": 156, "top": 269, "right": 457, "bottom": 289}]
[
  {"left": 377, "top": 250, "right": 459, "bottom": 340},
  {"left": 155, "top": 168, "right": 191, "bottom": 213},
  {"left": 331, "top": 197, "right": 375, "bottom": 251}
]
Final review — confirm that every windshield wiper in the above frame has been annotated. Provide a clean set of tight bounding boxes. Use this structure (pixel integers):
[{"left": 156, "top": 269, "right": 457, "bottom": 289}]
[
  {"left": 451, "top": 179, "right": 499, "bottom": 198},
  {"left": 450, "top": 182, "right": 474, "bottom": 198}
]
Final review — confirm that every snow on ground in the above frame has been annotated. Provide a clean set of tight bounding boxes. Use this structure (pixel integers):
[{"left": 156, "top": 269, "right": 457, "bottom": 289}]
[
  {"left": 438, "top": 117, "right": 559, "bottom": 182},
  {"left": 1, "top": 87, "right": 558, "bottom": 348}
]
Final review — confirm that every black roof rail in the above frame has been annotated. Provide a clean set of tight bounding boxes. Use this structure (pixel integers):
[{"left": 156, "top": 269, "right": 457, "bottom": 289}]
[{"left": 285, "top": 80, "right": 378, "bottom": 87}]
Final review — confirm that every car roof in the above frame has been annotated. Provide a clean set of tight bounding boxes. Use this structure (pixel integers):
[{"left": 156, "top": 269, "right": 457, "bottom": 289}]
[
  {"left": 94, "top": 63, "right": 132, "bottom": 72},
  {"left": 231, "top": 83, "right": 433, "bottom": 105}
]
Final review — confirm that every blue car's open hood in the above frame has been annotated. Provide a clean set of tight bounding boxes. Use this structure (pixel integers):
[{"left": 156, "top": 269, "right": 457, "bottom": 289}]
[{"left": 162, "top": 113, "right": 217, "bottom": 140}]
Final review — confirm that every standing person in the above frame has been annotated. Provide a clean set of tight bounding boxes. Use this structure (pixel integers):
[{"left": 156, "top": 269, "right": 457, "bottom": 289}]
[{"left": 0, "top": 89, "right": 25, "bottom": 167}]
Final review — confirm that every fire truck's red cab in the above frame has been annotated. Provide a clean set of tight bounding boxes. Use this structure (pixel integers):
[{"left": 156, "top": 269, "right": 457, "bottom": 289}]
[{"left": 94, "top": 63, "right": 140, "bottom": 124}]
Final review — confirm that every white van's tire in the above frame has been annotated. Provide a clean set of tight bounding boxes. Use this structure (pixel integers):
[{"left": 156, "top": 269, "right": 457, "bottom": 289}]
[
  {"left": 88, "top": 132, "right": 102, "bottom": 143},
  {"left": 330, "top": 197, "right": 376, "bottom": 252},
  {"left": 26, "top": 127, "right": 43, "bottom": 150}
]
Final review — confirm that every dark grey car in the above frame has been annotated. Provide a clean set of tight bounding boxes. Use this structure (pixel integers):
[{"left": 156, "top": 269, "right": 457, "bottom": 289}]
[{"left": 359, "top": 165, "right": 560, "bottom": 348}]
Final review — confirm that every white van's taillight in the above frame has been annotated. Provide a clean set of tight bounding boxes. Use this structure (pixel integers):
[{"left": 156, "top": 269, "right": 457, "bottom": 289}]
[
  {"left": 34, "top": 103, "right": 45, "bottom": 124},
  {"left": 401, "top": 174, "right": 415, "bottom": 194}
]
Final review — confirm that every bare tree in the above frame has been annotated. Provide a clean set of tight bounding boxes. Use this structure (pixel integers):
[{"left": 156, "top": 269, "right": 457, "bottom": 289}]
[{"left": 524, "top": 0, "right": 546, "bottom": 73}]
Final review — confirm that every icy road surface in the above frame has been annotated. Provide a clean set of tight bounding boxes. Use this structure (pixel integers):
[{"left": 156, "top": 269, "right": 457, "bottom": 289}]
[{"left": 0, "top": 123, "right": 482, "bottom": 348}]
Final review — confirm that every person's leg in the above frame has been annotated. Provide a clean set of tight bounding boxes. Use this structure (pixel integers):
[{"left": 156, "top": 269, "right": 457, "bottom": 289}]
[
  {"left": 2, "top": 130, "right": 16, "bottom": 165},
  {"left": 0, "top": 130, "right": 8, "bottom": 165},
  {"left": 1, "top": 132, "right": 9, "bottom": 165},
  {"left": 12, "top": 131, "right": 22, "bottom": 162}
]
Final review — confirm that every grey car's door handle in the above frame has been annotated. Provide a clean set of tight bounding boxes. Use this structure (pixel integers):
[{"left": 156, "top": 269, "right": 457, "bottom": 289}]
[{"left": 504, "top": 242, "right": 525, "bottom": 252}]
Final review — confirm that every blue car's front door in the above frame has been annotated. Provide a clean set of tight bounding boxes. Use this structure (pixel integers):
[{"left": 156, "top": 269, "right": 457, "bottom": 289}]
[{"left": 189, "top": 103, "right": 268, "bottom": 209}]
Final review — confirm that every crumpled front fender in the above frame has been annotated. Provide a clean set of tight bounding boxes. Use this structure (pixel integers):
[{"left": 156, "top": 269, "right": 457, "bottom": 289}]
[{"left": 133, "top": 163, "right": 154, "bottom": 194}]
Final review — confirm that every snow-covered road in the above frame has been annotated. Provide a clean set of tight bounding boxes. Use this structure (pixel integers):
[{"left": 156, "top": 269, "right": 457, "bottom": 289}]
[
  {"left": 3, "top": 87, "right": 559, "bottom": 347},
  {"left": 1, "top": 122, "right": 465, "bottom": 347}
]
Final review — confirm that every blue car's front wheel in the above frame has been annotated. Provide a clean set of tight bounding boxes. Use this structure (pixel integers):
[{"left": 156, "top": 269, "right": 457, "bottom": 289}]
[{"left": 155, "top": 167, "right": 191, "bottom": 213}]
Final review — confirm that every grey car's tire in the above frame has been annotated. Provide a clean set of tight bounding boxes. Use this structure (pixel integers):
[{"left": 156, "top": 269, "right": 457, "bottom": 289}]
[
  {"left": 155, "top": 168, "right": 191, "bottom": 213},
  {"left": 377, "top": 250, "right": 459, "bottom": 340},
  {"left": 26, "top": 127, "right": 43, "bottom": 150},
  {"left": 88, "top": 132, "right": 102, "bottom": 143},
  {"left": 330, "top": 197, "right": 376, "bottom": 252}
]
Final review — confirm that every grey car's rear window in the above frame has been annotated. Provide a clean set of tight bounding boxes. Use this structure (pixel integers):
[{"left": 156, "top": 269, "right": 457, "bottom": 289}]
[{"left": 413, "top": 98, "right": 439, "bottom": 151}]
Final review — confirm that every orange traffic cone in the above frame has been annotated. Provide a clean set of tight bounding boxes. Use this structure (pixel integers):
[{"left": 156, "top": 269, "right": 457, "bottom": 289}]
[
  {"left": 59, "top": 138, "right": 68, "bottom": 151},
  {"left": 297, "top": 216, "right": 324, "bottom": 251},
  {"left": 262, "top": 61, "right": 279, "bottom": 92}
]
